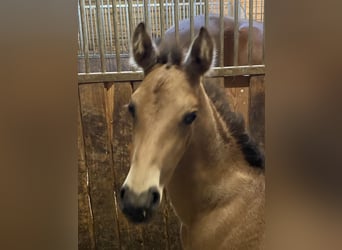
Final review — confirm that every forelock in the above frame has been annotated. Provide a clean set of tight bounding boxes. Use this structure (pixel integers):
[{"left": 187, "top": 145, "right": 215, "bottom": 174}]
[{"left": 156, "top": 42, "right": 183, "bottom": 66}]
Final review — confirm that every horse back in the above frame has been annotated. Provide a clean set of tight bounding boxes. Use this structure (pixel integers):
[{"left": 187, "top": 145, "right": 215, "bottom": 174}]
[{"left": 163, "top": 15, "right": 264, "bottom": 66}]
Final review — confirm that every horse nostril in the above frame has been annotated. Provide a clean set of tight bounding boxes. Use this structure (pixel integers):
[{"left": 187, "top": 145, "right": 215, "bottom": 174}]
[{"left": 151, "top": 190, "right": 160, "bottom": 206}]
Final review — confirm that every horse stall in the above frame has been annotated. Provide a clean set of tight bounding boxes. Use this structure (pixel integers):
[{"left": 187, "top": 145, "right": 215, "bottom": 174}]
[{"left": 78, "top": 0, "right": 265, "bottom": 249}]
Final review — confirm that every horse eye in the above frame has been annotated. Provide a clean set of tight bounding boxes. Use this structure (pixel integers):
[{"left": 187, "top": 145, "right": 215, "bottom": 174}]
[
  {"left": 183, "top": 111, "right": 197, "bottom": 125},
  {"left": 128, "top": 103, "right": 135, "bottom": 117}
]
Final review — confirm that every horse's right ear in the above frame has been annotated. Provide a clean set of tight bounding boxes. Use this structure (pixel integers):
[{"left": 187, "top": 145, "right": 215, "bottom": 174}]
[
  {"left": 132, "top": 23, "right": 157, "bottom": 73},
  {"left": 184, "top": 27, "right": 214, "bottom": 81}
]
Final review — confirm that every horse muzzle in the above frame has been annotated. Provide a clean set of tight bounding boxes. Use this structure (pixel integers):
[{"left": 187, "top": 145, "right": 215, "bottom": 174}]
[{"left": 119, "top": 185, "right": 161, "bottom": 223}]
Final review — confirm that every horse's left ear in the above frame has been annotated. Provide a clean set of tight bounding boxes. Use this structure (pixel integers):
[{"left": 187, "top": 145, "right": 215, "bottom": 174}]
[
  {"left": 132, "top": 22, "right": 157, "bottom": 73},
  {"left": 184, "top": 27, "right": 214, "bottom": 80}
]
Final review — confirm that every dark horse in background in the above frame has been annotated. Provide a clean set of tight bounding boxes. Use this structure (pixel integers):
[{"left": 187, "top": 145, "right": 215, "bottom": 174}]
[{"left": 159, "top": 15, "right": 264, "bottom": 66}]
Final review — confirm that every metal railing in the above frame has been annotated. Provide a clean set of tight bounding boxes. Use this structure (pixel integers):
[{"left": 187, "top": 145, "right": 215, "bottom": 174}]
[{"left": 78, "top": 0, "right": 265, "bottom": 79}]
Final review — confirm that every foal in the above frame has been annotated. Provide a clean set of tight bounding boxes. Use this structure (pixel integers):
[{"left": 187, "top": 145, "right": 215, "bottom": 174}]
[{"left": 119, "top": 23, "right": 265, "bottom": 249}]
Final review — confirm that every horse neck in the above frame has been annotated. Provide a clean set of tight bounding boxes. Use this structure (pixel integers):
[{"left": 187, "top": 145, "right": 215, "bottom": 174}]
[{"left": 167, "top": 82, "right": 258, "bottom": 226}]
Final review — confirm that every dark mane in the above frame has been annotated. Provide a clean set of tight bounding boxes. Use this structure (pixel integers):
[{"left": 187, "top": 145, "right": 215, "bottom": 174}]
[
  {"left": 203, "top": 80, "right": 265, "bottom": 169},
  {"left": 156, "top": 41, "right": 183, "bottom": 66}
]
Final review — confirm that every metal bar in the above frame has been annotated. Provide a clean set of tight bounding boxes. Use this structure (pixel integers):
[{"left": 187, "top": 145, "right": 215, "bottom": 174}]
[
  {"left": 79, "top": 0, "right": 90, "bottom": 73},
  {"left": 85, "top": 4, "right": 91, "bottom": 54},
  {"left": 154, "top": 0, "right": 158, "bottom": 40},
  {"left": 101, "top": 0, "right": 107, "bottom": 54},
  {"left": 159, "top": 0, "right": 165, "bottom": 39},
  {"left": 262, "top": 7, "right": 265, "bottom": 64},
  {"left": 112, "top": 0, "right": 121, "bottom": 71},
  {"left": 244, "top": 0, "right": 246, "bottom": 18},
  {"left": 95, "top": 0, "right": 106, "bottom": 72},
  {"left": 78, "top": 65, "right": 266, "bottom": 83},
  {"left": 125, "top": 1, "right": 133, "bottom": 70},
  {"left": 127, "top": 0, "right": 133, "bottom": 48},
  {"left": 144, "top": 0, "right": 150, "bottom": 31},
  {"left": 171, "top": 0, "right": 174, "bottom": 26},
  {"left": 219, "top": 0, "right": 224, "bottom": 67},
  {"left": 189, "top": 0, "right": 194, "bottom": 39},
  {"left": 78, "top": 4, "right": 84, "bottom": 56},
  {"left": 228, "top": 0, "right": 232, "bottom": 16},
  {"left": 140, "top": 0, "right": 144, "bottom": 21},
  {"left": 93, "top": 4, "right": 99, "bottom": 53},
  {"left": 88, "top": 0, "right": 96, "bottom": 55},
  {"left": 106, "top": 0, "right": 113, "bottom": 54},
  {"left": 182, "top": 0, "right": 186, "bottom": 19},
  {"left": 248, "top": 0, "right": 253, "bottom": 65},
  {"left": 174, "top": 0, "right": 179, "bottom": 42},
  {"left": 118, "top": 0, "right": 124, "bottom": 53},
  {"left": 148, "top": 1, "right": 152, "bottom": 32},
  {"left": 204, "top": 0, "right": 209, "bottom": 28},
  {"left": 135, "top": 0, "right": 139, "bottom": 21},
  {"left": 200, "top": 0, "right": 203, "bottom": 15},
  {"left": 78, "top": 32, "right": 81, "bottom": 56},
  {"left": 165, "top": 0, "right": 168, "bottom": 27},
  {"left": 233, "top": 0, "right": 239, "bottom": 66}
]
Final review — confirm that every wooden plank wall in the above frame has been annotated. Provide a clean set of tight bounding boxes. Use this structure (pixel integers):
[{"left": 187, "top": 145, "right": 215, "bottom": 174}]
[{"left": 78, "top": 76, "right": 265, "bottom": 250}]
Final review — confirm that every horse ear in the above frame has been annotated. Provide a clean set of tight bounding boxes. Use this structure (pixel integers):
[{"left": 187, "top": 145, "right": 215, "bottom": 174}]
[
  {"left": 132, "top": 23, "right": 157, "bottom": 73},
  {"left": 184, "top": 27, "right": 214, "bottom": 80}
]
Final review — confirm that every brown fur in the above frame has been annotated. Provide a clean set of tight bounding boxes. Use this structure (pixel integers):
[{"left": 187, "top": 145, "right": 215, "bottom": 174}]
[{"left": 120, "top": 22, "right": 265, "bottom": 249}]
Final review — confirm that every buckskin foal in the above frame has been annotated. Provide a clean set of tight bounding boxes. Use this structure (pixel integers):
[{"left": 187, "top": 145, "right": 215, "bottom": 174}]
[{"left": 119, "top": 22, "right": 265, "bottom": 250}]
